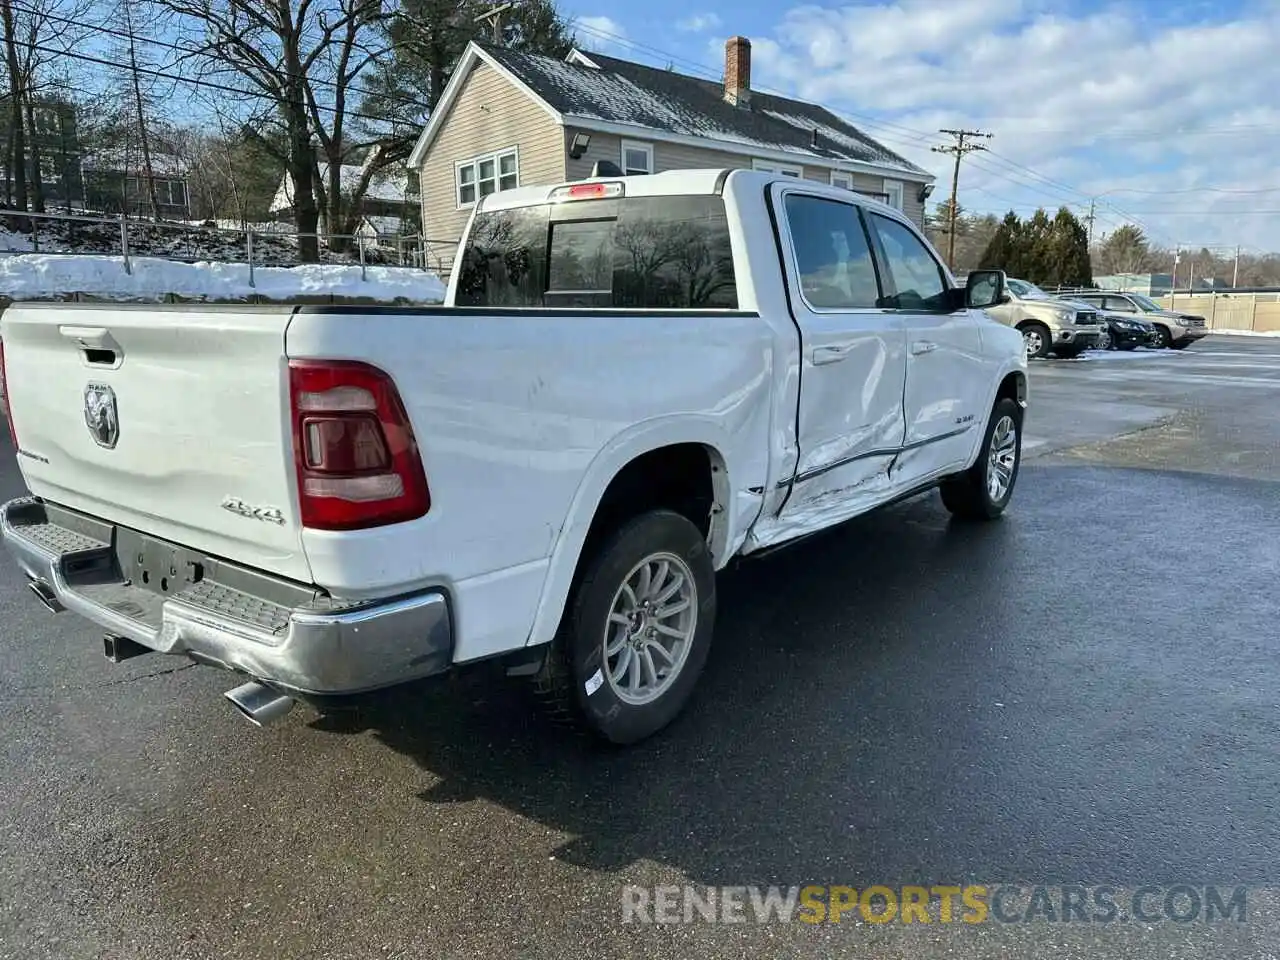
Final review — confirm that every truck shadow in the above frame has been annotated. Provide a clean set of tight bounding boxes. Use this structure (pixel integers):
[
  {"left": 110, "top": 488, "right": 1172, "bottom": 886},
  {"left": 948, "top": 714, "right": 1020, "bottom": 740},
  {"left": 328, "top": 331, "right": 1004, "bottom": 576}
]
[{"left": 314, "top": 466, "right": 1280, "bottom": 886}]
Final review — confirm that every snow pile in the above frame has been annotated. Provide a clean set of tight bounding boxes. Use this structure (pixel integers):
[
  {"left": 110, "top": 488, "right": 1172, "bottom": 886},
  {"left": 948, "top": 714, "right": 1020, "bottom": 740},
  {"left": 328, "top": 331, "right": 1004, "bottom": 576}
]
[
  {"left": 0, "top": 254, "right": 446, "bottom": 304},
  {"left": 0, "top": 228, "right": 33, "bottom": 253}
]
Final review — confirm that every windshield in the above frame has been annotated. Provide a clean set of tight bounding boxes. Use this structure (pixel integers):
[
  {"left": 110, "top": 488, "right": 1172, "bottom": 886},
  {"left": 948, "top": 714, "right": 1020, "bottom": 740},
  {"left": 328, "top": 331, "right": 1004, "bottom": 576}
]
[
  {"left": 1128, "top": 293, "right": 1162, "bottom": 311},
  {"left": 1007, "top": 278, "right": 1052, "bottom": 300}
]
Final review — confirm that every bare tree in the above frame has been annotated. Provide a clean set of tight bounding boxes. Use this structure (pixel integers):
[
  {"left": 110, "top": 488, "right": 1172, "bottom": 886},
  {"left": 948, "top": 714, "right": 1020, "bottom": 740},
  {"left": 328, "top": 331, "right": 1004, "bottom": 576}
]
[
  {"left": 1, "top": 0, "right": 29, "bottom": 210},
  {"left": 0, "top": 0, "right": 95, "bottom": 213},
  {"left": 115, "top": 0, "right": 161, "bottom": 219},
  {"left": 156, "top": 0, "right": 394, "bottom": 261}
]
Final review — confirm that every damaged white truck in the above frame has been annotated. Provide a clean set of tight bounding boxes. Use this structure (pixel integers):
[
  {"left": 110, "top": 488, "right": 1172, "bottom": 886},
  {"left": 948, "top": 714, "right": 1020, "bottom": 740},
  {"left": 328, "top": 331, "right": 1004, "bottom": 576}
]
[{"left": 0, "top": 168, "right": 1027, "bottom": 745}]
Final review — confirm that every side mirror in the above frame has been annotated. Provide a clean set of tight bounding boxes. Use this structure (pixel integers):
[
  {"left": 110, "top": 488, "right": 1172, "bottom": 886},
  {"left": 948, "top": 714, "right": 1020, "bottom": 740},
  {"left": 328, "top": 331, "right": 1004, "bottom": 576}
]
[{"left": 966, "top": 269, "right": 1008, "bottom": 309}]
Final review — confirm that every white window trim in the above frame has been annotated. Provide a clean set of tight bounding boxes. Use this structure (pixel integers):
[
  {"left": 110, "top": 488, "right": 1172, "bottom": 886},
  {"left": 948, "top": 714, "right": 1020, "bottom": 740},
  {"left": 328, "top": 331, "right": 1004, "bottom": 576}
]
[
  {"left": 753, "top": 158, "right": 804, "bottom": 178},
  {"left": 455, "top": 145, "right": 520, "bottom": 209},
  {"left": 883, "top": 178, "right": 904, "bottom": 211},
  {"left": 829, "top": 171, "right": 854, "bottom": 190},
  {"left": 620, "top": 139, "right": 654, "bottom": 175}
]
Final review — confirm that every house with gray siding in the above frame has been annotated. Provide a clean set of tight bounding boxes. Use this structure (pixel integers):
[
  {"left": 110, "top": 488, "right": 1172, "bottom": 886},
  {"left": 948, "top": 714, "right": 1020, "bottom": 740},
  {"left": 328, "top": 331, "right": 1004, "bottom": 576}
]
[{"left": 408, "top": 36, "right": 936, "bottom": 246}]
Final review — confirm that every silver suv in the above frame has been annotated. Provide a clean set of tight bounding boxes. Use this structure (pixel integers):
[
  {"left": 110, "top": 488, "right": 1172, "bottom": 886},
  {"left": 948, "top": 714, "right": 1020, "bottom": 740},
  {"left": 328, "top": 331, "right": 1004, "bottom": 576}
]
[
  {"left": 983, "top": 278, "right": 1104, "bottom": 359},
  {"left": 1067, "top": 292, "right": 1208, "bottom": 349}
]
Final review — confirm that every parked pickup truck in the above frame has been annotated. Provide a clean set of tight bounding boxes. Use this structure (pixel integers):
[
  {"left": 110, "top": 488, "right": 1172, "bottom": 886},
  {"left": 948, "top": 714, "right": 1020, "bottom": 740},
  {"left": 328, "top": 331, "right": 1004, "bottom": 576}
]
[
  {"left": 986, "top": 278, "right": 1104, "bottom": 359},
  {"left": 0, "top": 169, "right": 1028, "bottom": 745}
]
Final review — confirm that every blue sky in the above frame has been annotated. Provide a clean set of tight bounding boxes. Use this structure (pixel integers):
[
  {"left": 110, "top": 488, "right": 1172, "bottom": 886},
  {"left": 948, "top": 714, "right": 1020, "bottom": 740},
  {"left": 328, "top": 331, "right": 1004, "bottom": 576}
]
[{"left": 559, "top": 0, "right": 1280, "bottom": 253}]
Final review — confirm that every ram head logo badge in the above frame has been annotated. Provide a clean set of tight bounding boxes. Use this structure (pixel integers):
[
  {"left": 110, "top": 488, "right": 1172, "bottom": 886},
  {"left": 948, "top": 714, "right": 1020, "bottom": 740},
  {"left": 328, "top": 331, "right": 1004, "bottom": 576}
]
[{"left": 84, "top": 382, "right": 120, "bottom": 449}]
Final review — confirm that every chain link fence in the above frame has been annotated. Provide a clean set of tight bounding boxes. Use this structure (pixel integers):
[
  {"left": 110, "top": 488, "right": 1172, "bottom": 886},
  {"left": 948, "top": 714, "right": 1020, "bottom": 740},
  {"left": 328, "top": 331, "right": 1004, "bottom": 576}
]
[{"left": 0, "top": 210, "right": 458, "bottom": 285}]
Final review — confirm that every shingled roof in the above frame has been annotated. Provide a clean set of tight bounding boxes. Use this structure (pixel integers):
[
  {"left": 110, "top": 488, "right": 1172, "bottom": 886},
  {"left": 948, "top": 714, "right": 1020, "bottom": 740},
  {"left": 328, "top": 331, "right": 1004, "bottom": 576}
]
[{"left": 413, "top": 40, "right": 930, "bottom": 180}]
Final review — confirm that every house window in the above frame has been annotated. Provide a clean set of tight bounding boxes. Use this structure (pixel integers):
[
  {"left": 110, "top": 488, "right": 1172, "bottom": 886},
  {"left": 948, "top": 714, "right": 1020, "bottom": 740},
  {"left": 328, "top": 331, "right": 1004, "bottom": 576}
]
[
  {"left": 620, "top": 140, "right": 653, "bottom": 176},
  {"left": 456, "top": 148, "right": 519, "bottom": 207},
  {"left": 34, "top": 109, "right": 60, "bottom": 136},
  {"left": 883, "top": 179, "right": 904, "bottom": 211},
  {"left": 753, "top": 158, "right": 804, "bottom": 177},
  {"left": 830, "top": 171, "right": 854, "bottom": 190}
]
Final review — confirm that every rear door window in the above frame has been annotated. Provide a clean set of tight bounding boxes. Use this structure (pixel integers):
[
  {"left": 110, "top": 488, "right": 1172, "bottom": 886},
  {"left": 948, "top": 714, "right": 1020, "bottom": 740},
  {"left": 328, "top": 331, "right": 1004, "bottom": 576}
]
[
  {"left": 455, "top": 194, "right": 738, "bottom": 309},
  {"left": 782, "top": 194, "right": 882, "bottom": 309}
]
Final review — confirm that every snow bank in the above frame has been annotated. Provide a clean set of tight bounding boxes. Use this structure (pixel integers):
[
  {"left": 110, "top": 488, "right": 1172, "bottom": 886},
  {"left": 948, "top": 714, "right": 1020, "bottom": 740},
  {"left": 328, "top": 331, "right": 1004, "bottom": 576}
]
[{"left": 0, "top": 253, "right": 446, "bottom": 304}]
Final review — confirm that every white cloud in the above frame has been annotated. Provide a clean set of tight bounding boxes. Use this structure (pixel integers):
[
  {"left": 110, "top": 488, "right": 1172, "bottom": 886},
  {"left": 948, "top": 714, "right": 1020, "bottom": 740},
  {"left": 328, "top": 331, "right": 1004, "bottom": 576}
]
[
  {"left": 574, "top": 15, "right": 628, "bottom": 52},
  {"left": 748, "top": 0, "right": 1280, "bottom": 250},
  {"left": 677, "top": 13, "right": 722, "bottom": 33}
]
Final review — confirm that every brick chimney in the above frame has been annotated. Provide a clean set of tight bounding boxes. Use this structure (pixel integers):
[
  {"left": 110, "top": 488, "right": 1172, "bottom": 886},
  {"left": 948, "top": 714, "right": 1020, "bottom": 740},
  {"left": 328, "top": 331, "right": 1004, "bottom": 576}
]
[{"left": 724, "top": 36, "right": 751, "bottom": 107}]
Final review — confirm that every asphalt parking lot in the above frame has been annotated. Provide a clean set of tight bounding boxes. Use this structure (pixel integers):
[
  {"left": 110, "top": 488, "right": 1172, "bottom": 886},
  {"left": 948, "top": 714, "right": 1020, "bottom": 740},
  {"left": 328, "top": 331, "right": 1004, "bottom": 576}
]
[{"left": 2, "top": 334, "right": 1279, "bottom": 960}]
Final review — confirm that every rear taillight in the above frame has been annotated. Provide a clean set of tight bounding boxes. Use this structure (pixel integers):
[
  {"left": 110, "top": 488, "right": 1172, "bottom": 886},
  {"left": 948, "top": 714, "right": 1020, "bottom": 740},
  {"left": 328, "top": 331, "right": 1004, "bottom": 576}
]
[
  {"left": 288, "top": 359, "right": 430, "bottom": 530},
  {"left": 0, "top": 340, "right": 17, "bottom": 449}
]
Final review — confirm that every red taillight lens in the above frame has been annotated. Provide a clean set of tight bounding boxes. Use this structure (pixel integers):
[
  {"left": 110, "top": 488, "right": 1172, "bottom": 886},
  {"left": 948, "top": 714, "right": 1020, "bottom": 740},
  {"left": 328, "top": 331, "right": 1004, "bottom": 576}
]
[
  {"left": 0, "top": 340, "right": 17, "bottom": 449},
  {"left": 288, "top": 359, "right": 430, "bottom": 530}
]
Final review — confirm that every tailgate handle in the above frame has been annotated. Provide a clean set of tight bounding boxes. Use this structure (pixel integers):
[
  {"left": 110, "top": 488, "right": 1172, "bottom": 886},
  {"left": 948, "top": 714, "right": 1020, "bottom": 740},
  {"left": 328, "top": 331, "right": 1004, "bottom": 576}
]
[{"left": 60, "top": 326, "right": 122, "bottom": 366}]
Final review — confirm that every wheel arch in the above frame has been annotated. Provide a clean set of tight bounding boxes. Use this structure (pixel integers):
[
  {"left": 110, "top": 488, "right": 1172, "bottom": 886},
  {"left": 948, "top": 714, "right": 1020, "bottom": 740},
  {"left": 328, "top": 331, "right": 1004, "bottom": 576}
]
[
  {"left": 962, "top": 365, "right": 1028, "bottom": 469},
  {"left": 524, "top": 420, "right": 737, "bottom": 650}
]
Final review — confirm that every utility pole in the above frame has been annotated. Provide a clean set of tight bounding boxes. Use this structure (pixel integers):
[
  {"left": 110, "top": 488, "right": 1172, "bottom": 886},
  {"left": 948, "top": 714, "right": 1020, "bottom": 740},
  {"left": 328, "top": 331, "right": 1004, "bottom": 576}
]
[
  {"left": 931, "top": 128, "right": 992, "bottom": 270},
  {"left": 1233, "top": 245, "right": 1240, "bottom": 288},
  {"left": 1085, "top": 198, "right": 1096, "bottom": 248},
  {"left": 474, "top": 2, "right": 514, "bottom": 44}
]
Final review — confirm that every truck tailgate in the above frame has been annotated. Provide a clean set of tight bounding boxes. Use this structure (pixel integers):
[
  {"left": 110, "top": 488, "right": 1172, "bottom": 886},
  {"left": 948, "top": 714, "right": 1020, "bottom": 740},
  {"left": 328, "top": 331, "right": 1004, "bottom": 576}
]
[{"left": 1, "top": 304, "right": 312, "bottom": 583}]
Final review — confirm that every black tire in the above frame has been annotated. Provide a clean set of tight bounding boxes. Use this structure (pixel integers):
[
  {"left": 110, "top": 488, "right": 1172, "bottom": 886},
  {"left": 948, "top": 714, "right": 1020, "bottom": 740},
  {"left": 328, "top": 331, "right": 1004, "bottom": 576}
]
[
  {"left": 1019, "top": 322, "right": 1052, "bottom": 360},
  {"left": 1150, "top": 325, "right": 1171, "bottom": 349},
  {"left": 1053, "top": 343, "right": 1087, "bottom": 360},
  {"left": 531, "top": 509, "right": 717, "bottom": 745},
  {"left": 940, "top": 397, "right": 1023, "bottom": 521}
]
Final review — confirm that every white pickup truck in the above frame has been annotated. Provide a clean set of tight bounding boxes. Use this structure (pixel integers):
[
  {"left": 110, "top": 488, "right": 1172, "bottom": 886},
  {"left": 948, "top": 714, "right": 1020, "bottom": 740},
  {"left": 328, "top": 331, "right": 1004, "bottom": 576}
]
[{"left": 0, "top": 169, "right": 1027, "bottom": 745}]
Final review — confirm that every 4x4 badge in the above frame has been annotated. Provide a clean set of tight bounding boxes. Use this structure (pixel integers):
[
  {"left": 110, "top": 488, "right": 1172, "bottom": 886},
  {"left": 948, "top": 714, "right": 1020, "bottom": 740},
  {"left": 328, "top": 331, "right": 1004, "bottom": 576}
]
[{"left": 84, "top": 382, "right": 119, "bottom": 449}]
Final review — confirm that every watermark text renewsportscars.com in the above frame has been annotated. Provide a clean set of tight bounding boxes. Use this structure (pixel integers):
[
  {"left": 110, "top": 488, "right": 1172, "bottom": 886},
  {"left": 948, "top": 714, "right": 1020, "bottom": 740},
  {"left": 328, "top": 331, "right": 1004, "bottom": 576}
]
[{"left": 621, "top": 884, "right": 1248, "bottom": 925}]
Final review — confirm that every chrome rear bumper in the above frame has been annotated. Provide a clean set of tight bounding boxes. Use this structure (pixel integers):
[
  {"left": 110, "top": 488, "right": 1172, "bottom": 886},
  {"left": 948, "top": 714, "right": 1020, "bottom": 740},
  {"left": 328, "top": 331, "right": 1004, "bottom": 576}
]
[{"left": 1, "top": 497, "right": 453, "bottom": 696}]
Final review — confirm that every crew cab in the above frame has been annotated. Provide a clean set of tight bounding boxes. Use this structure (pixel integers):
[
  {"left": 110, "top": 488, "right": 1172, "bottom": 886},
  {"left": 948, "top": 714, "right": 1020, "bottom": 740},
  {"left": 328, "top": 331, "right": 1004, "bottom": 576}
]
[{"left": 0, "top": 169, "right": 1028, "bottom": 745}]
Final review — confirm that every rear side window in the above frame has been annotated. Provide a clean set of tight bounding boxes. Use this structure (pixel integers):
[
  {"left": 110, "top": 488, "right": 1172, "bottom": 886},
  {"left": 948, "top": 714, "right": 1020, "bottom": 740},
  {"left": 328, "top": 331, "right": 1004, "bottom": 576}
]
[
  {"left": 783, "top": 194, "right": 881, "bottom": 309},
  {"left": 455, "top": 194, "right": 738, "bottom": 309}
]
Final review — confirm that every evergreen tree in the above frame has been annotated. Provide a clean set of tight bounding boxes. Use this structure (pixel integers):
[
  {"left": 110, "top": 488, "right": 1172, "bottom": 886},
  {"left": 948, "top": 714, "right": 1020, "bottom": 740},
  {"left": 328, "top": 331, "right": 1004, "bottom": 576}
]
[
  {"left": 979, "top": 211, "right": 1022, "bottom": 273},
  {"left": 358, "top": 0, "right": 576, "bottom": 163},
  {"left": 1043, "top": 206, "right": 1092, "bottom": 287}
]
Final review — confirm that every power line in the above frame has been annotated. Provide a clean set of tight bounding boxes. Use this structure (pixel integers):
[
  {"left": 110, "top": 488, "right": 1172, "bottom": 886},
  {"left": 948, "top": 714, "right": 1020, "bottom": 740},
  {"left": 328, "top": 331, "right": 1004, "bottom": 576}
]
[
  {"left": 6, "top": 37, "right": 419, "bottom": 132},
  {"left": 4, "top": 0, "right": 432, "bottom": 122},
  {"left": 931, "top": 128, "right": 991, "bottom": 269}
]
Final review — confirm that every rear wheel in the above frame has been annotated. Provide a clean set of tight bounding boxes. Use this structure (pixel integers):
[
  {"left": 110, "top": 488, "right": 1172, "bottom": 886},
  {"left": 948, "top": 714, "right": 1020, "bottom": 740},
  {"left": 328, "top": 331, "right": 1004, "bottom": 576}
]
[
  {"left": 531, "top": 509, "right": 716, "bottom": 745},
  {"left": 940, "top": 398, "right": 1022, "bottom": 521},
  {"left": 1020, "top": 322, "right": 1051, "bottom": 360},
  {"left": 1097, "top": 327, "right": 1112, "bottom": 350}
]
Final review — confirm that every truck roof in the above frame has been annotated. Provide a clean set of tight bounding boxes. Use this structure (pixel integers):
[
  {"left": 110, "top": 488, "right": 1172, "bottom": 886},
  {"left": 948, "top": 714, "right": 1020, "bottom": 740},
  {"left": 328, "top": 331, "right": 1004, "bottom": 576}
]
[
  {"left": 477, "top": 167, "right": 733, "bottom": 211},
  {"left": 475, "top": 167, "right": 909, "bottom": 221}
]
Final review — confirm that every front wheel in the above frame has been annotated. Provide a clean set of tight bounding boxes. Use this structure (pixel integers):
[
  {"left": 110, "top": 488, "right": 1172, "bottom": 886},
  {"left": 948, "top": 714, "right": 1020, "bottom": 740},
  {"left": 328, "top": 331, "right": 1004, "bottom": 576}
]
[
  {"left": 1020, "top": 322, "right": 1051, "bottom": 360},
  {"left": 1149, "top": 325, "right": 1171, "bottom": 349},
  {"left": 940, "top": 398, "right": 1023, "bottom": 521},
  {"left": 532, "top": 510, "right": 717, "bottom": 745}
]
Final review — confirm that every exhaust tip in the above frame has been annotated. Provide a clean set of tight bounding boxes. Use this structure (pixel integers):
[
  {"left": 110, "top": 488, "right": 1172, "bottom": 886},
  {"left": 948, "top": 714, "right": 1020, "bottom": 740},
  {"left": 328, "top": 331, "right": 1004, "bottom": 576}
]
[
  {"left": 224, "top": 681, "right": 296, "bottom": 727},
  {"left": 28, "top": 579, "right": 63, "bottom": 613}
]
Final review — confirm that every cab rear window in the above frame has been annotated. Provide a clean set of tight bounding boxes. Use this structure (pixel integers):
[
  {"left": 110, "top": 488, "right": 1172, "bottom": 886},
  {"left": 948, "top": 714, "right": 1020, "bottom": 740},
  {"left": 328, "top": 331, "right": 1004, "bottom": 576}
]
[{"left": 454, "top": 194, "right": 739, "bottom": 309}]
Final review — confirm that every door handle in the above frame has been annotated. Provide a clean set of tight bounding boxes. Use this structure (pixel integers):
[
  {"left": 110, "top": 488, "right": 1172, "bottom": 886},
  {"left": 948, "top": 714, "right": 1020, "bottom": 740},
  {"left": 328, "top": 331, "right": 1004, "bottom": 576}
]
[
  {"left": 813, "top": 343, "right": 856, "bottom": 365},
  {"left": 912, "top": 340, "right": 938, "bottom": 355},
  {"left": 59, "top": 325, "right": 123, "bottom": 365}
]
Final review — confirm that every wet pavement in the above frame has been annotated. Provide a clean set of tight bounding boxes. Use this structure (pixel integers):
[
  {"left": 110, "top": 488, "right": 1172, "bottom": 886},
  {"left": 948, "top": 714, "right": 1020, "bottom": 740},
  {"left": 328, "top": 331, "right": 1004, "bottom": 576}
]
[{"left": 1, "top": 334, "right": 1278, "bottom": 959}]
